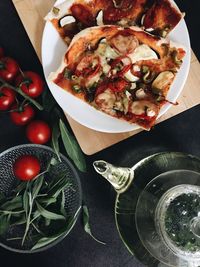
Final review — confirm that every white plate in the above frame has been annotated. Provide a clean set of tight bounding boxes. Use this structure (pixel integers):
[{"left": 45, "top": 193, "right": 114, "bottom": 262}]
[{"left": 41, "top": 0, "right": 191, "bottom": 133}]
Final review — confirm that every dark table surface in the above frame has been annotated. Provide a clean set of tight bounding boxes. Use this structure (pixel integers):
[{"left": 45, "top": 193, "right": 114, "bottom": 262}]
[{"left": 0, "top": 1, "right": 200, "bottom": 267}]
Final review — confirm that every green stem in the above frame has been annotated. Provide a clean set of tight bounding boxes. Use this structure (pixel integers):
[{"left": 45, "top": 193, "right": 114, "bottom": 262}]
[{"left": 0, "top": 78, "right": 43, "bottom": 110}]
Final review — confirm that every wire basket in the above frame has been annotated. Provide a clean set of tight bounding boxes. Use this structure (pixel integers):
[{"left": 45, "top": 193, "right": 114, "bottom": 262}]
[{"left": 0, "top": 144, "right": 82, "bottom": 253}]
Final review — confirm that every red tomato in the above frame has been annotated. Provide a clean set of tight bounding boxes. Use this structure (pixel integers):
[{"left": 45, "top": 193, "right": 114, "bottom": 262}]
[
  {"left": 10, "top": 104, "right": 35, "bottom": 126},
  {"left": 13, "top": 155, "right": 41, "bottom": 181},
  {"left": 0, "top": 87, "right": 16, "bottom": 111},
  {"left": 0, "top": 57, "right": 19, "bottom": 82},
  {"left": 0, "top": 47, "right": 4, "bottom": 59},
  {"left": 15, "top": 71, "right": 44, "bottom": 98},
  {"left": 26, "top": 120, "right": 51, "bottom": 144}
]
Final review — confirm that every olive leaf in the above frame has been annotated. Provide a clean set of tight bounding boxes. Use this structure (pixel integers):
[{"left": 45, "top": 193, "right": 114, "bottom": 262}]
[
  {"left": 42, "top": 88, "right": 56, "bottom": 112},
  {"left": 36, "top": 201, "right": 66, "bottom": 221},
  {"left": 0, "top": 215, "right": 10, "bottom": 235},
  {"left": 59, "top": 119, "right": 86, "bottom": 172},
  {"left": 1, "top": 195, "right": 22, "bottom": 211},
  {"left": 82, "top": 205, "right": 106, "bottom": 245},
  {"left": 51, "top": 122, "right": 61, "bottom": 162},
  {"left": 31, "top": 206, "right": 81, "bottom": 250}
]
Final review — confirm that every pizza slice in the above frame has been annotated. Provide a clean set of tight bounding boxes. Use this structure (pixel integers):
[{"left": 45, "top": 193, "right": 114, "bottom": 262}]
[
  {"left": 48, "top": 25, "right": 186, "bottom": 130},
  {"left": 45, "top": 0, "right": 183, "bottom": 44}
]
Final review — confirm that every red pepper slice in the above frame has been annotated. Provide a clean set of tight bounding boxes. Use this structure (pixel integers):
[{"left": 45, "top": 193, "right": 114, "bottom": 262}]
[
  {"left": 75, "top": 55, "right": 101, "bottom": 79},
  {"left": 108, "top": 78, "right": 129, "bottom": 92},
  {"left": 110, "top": 56, "right": 132, "bottom": 77}
]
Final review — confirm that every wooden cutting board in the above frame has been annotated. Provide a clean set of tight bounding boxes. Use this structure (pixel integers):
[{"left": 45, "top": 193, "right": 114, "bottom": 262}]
[{"left": 13, "top": 0, "right": 200, "bottom": 155}]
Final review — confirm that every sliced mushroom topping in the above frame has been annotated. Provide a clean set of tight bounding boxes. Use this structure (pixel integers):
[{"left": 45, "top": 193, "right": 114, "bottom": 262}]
[
  {"left": 95, "top": 89, "right": 116, "bottom": 112},
  {"left": 135, "top": 88, "right": 147, "bottom": 99},
  {"left": 130, "top": 100, "right": 158, "bottom": 116},
  {"left": 96, "top": 10, "right": 104, "bottom": 26},
  {"left": 152, "top": 71, "right": 175, "bottom": 92},
  {"left": 146, "top": 108, "right": 156, "bottom": 117},
  {"left": 59, "top": 15, "right": 76, "bottom": 28}
]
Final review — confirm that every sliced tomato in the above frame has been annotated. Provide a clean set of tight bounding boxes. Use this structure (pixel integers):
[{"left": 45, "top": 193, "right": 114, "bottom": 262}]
[
  {"left": 75, "top": 55, "right": 101, "bottom": 79},
  {"left": 108, "top": 78, "right": 129, "bottom": 92},
  {"left": 109, "top": 31, "right": 139, "bottom": 55},
  {"left": 70, "top": 4, "right": 94, "bottom": 26}
]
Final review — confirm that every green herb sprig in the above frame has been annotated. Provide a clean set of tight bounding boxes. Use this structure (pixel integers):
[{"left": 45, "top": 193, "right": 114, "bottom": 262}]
[{"left": 0, "top": 159, "right": 80, "bottom": 250}]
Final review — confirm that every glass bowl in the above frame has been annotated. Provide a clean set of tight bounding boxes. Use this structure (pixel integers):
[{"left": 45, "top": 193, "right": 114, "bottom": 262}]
[
  {"left": 135, "top": 169, "right": 200, "bottom": 267},
  {"left": 0, "top": 144, "right": 82, "bottom": 253}
]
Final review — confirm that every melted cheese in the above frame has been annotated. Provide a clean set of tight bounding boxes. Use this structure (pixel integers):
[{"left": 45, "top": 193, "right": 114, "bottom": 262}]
[{"left": 129, "top": 44, "right": 158, "bottom": 64}]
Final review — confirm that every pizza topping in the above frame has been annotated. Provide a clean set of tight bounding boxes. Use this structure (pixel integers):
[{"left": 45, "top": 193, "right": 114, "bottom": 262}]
[
  {"left": 109, "top": 31, "right": 139, "bottom": 55},
  {"left": 171, "top": 50, "right": 183, "bottom": 65},
  {"left": 70, "top": 4, "right": 94, "bottom": 26},
  {"left": 75, "top": 54, "right": 101, "bottom": 78},
  {"left": 124, "top": 70, "right": 139, "bottom": 82},
  {"left": 52, "top": 7, "right": 60, "bottom": 15},
  {"left": 59, "top": 15, "right": 76, "bottom": 27},
  {"left": 110, "top": 56, "right": 132, "bottom": 77},
  {"left": 130, "top": 100, "right": 158, "bottom": 117},
  {"left": 129, "top": 44, "right": 158, "bottom": 64},
  {"left": 152, "top": 71, "right": 174, "bottom": 93},
  {"left": 135, "top": 88, "right": 147, "bottom": 99},
  {"left": 96, "top": 10, "right": 104, "bottom": 26},
  {"left": 108, "top": 78, "right": 130, "bottom": 92},
  {"left": 95, "top": 88, "right": 116, "bottom": 112}
]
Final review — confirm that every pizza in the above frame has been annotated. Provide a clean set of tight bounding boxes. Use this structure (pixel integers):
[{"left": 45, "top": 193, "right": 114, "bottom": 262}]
[
  {"left": 45, "top": 0, "right": 183, "bottom": 44},
  {"left": 48, "top": 25, "right": 186, "bottom": 130}
]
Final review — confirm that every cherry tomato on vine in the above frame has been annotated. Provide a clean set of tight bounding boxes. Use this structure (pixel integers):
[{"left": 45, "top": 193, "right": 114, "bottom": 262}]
[
  {"left": 0, "top": 47, "right": 4, "bottom": 59},
  {"left": 0, "top": 57, "right": 19, "bottom": 82},
  {"left": 10, "top": 104, "right": 35, "bottom": 126},
  {"left": 26, "top": 120, "right": 51, "bottom": 144},
  {"left": 0, "top": 87, "right": 16, "bottom": 111},
  {"left": 15, "top": 71, "right": 44, "bottom": 98},
  {"left": 13, "top": 155, "right": 41, "bottom": 181}
]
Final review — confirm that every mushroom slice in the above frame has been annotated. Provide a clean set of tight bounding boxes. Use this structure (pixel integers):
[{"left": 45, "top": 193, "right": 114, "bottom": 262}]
[
  {"left": 59, "top": 15, "right": 76, "bottom": 28},
  {"left": 96, "top": 10, "right": 104, "bottom": 26},
  {"left": 152, "top": 71, "right": 175, "bottom": 95}
]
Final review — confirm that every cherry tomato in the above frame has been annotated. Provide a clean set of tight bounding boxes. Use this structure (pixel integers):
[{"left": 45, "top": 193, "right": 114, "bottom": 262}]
[
  {"left": 13, "top": 155, "right": 41, "bottom": 181},
  {"left": 15, "top": 71, "right": 44, "bottom": 98},
  {"left": 0, "top": 57, "right": 19, "bottom": 82},
  {"left": 0, "top": 87, "right": 16, "bottom": 111},
  {"left": 10, "top": 104, "right": 35, "bottom": 126},
  {"left": 0, "top": 47, "right": 4, "bottom": 59},
  {"left": 26, "top": 120, "right": 51, "bottom": 144}
]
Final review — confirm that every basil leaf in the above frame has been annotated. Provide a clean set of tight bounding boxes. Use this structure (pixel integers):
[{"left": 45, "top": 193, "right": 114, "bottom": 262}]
[
  {"left": 51, "top": 122, "right": 61, "bottom": 162},
  {"left": 82, "top": 205, "right": 106, "bottom": 245},
  {"left": 36, "top": 201, "right": 65, "bottom": 220},
  {"left": 59, "top": 119, "right": 86, "bottom": 172}
]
